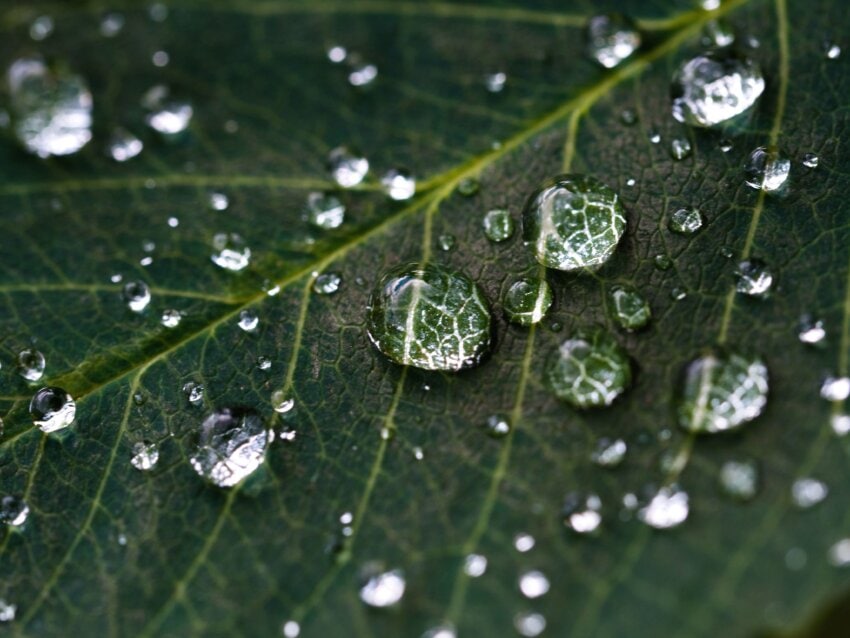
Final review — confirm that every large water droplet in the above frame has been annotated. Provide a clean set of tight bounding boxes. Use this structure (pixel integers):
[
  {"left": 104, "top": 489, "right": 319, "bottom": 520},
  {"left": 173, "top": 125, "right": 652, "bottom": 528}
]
[
  {"left": 306, "top": 192, "right": 345, "bottom": 229},
  {"left": 189, "top": 407, "right": 272, "bottom": 487},
  {"left": 678, "top": 350, "right": 768, "bottom": 433},
  {"left": 503, "top": 278, "right": 553, "bottom": 326},
  {"left": 7, "top": 58, "right": 93, "bottom": 158},
  {"left": 358, "top": 564, "right": 406, "bottom": 608},
  {"left": 328, "top": 146, "right": 369, "bottom": 188},
  {"left": 719, "top": 458, "right": 759, "bottom": 501},
  {"left": 671, "top": 53, "right": 764, "bottom": 128},
  {"left": 366, "top": 263, "right": 492, "bottom": 371},
  {"left": 381, "top": 168, "right": 416, "bottom": 201},
  {"left": 131, "top": 441, "right": 160, "bottom": 471},
  {"left": 522, "top": 175, "right": 626, "bottom": 271},
  {"left": 17, "top": 348, "right": 45, "bottom": 382},
  {"left": 585, "top": 14, "right": 640, "bottom": 69},
  {"left": 668, "top": 206, "right": 703, "bottom": 235},
  {"left": 211, "top": 232, "right": 251, "bottom": 271},
  {"left": 562, "top": 492, "right": 602, "bottom": 534},
  {"left": 30, "top": 386, "right": 76, "bottom": 432},
  {"left": 735, "top": 259, "right": 773, "bottom": 297},
  {"left": 545, "top": 328, "right": 631, "bottom": 408},
  {"left": 482, "top": 208, "right": 514, "bottom": 243},
  {"left": 608, "top": 285, "right": 651, "bottom": 331},
  {"left": 0, "top": 496, "right": 29, "bottom": 527},
  {"left": 744, "top": 147, "right": 790, "bottom": 192},
  {"left": 122, "top": 280, "right": 151, "bottom": 312},
  {"left": 108, "top": 127, "right": 143, "bottom": 162},
  {"left": 519, "top": 570, "right": 550, "bottom": 599},
  {"left": 638, "top": 486, "right": 689, "bottom": 529}
]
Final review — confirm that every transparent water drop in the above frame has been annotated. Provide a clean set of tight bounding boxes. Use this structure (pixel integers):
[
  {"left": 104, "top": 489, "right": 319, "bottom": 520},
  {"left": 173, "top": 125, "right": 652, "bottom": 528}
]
[
  {"left": 438, "top": 234, "right": 456, "bottom": 252},
  {"left": 211, "top": 232, "right": 251, "bottom": 271},
  {"left": 700, "top": 19, "right": 735, "bottom": 48},
  {"left": 262, "top": 279, "right": 281, "bottom": 296},
  {"left": 678, "top": 350, "right": 768, "bottom": 433},
  {"left": 735, "top": 259, "right": 773, "bottom": 297},
  {"left": 0, "top": 600, "right": 15, "bottom": 623},
  {"left": 209, "top": 192, "right": 229, "bottom": 211},
  {"left": 271, "top": 390, "right": 295, "bottom": 414},
  {"left": 668, "top": 206, "right": 703, "bottom": 235},
  {"left": 152, "top": 50, "right": 170, "bottom": 68},
  {"left": 17, "top": 349, "right": 45, "bottom": 382},
  {"left": 719, "top": 458, "right": 759, "bottom": 501},
  {"left": 161, "top": 309, "right": 182, "bottom": 328},
  {"left": 831, "top": 413, "right": 850, "bottom": 436},
  {"left": 327, "top": 45, "right": 347, "bottom": 63},
  {"left": 649, "top": 131, "right": 662, "bottom": 144},
  {"left": 457, "top": 177, "right": 480, "bottom": 197},
  {"left": 463, "top": 553, "right": 488, "bottom": 577},
  {"left": 282, "top": 620, "right": 300, "bottom": 638},
  {"left": 29, "top": 15, "right": 54, "bottom": 41},
  {"left": 785, "top": 547, "right": 807, "bottom": 571},
  {"left": 484, "top": 414, "right": 511, "bottom": 439},
  {"left": 238, "top": 309, "right": 259, "bottom": 332},
  {"left": 183, "top": 381, "right": 204, "bottom": 404},
  {"left": 123, "top": 280, "right": 151, "bottom": 312},
  {"left": 358, "top": 564, "right": 406, "bottom": 608},
  {"left": 348, "top": 62, "right": 378, "bottom": 87},
  {"left": 670, "top": 138, "right": 692, "bottom": 160},
  {"left": 313, "top": 272, "right": 342, "bottom": 295},
  {"left": 483, "top": 208, "right": 514, "bottom": 242},
  {"left": 412, "top": 446, "right": 424, "bottom": 461},
  {"left": 7, "top": 58, "right": 93, "bottom": 158},
  {"left": 328, "top": 146, "right": 369, "bottom": 188},
  {"left": 366, "top": 263, "right": 492, "bottom": 371},
  {"left": 791, "top": 477, "right": 828, "bottom": 508},
  {"left": 519, "top": 570, "right": 550, "bottom": 599},
  {"left": 306, "top": 192, "right": 345, "bottom": 229},
  {"left": 744, "top": 146, "right": 790, "bottom": 193},
  {"left": 0, "top": 496, "right": 29, "bottom": 527},
  {"left": 585, "top": 13, "right": 641, "bottom": 69},
  {"left": 654, "top": 254, "right": 672, "bottom": 270},
  {"left": 190, "top": 407, "right": 272, "bottom": 487},
  {"left": 608, "top": 285, "right": 651, "bottom": 331},
  {"left": 257, "top": 355, "right": 272, "bottom": 371},
  {"left": 545, "top": 328, "right": 631, "bottom": 408},
  {"left": 381, "top": 168, "right": 416, "bottom": 201},
  {"left": 503, "top": 278, "right": 553, "bottom": 327},
  {"left": 820, "top": 376, "right": 850, "bottom": 401},
  {"left": 801, "top": 152, "right": 819, "bottom": 168},
  {"left": 828, "top": 539, "right": 850, "bottom": 567},
  {"left": 100, "top": 12, "right": 125, "bottom": 37},
  {"left": 562, "top": 492, "right": 602, "bottom": 534},
  {"left": 672, "top": 53, "right": 764, "bottom": 128},
  {"left": 514, "top": 612, "right": 546, "bottom": 637},
  {"left": 484, "top": 72, "right": 507, "bottom": 93},
  {"left": 144, "top": 86, "right": 193, "bottom": 134},
  {"left": 619, "top": 108, "right": 637, "bottom": 125},
  {"left": 108, "top": 127, "right": 143, "bottom": 162},
  {"left": 522, "top": 174, "right": 626, "bottom": 271},
  {"left": 639, "top": 486, "right": 689, "bottom": 529},
  {"left": 30, "top": 386, "right": 76, "bottom": 432},
  {"left": 130, "top": 441, "right": 160, "bottom": 471},
  {"left": 719, "top": 138, "right": 734, "bottom": 153},
  {"left": 591, "top": 437, "right": 627, "bottom": 467},
  {"left": 824, "top": 41, "right": 841, "bottom": 59},
  {"left": 513, "top": 533, "right": 535, "bottom": 553}
]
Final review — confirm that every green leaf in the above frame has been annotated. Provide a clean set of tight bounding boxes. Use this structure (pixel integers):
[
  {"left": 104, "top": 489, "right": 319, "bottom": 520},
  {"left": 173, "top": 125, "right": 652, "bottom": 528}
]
[{"left": 0, "top": 1, "right": 848, "bottom": 636}]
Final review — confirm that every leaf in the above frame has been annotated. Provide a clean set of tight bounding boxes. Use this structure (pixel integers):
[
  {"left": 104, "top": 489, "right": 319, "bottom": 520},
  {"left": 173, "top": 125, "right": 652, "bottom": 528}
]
[{"left": 0, "top": 1, "right": 848, "bottom": 636}]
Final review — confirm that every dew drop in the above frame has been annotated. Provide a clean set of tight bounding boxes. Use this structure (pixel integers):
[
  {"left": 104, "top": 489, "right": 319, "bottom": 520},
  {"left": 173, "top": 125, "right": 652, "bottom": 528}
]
[
  {"left": 0, "top": 600, "right": 15, "bottom": 623},
  {"left": 131, "top": 441, "right": 160, "bottom": 471},
  {"left": 519, "top": 570, "right": 550, "bottom": 599},
  {"left": 796, "top": 315, "right": 825, "bottom": 345},
  {"left": 282, "top": 620, "right": 301, "bottom": 638},
  {"left": 654, "top": 254, "right": 672, "bottom": 270},
  {"left": 482, "top": 208, "right": 514, "bottom": 242},
  {"left": 123, "top": 280, "right": 151, "bottom": 312},
  {"left": 669, "top": 138, "right": 692, "bottom": 161},
  {"left": 514, "top": 612, "right": 546, "bottom": 637},
  {"left": 608, "top": 285, "right": 651, "bottom": 331},
  {"left": 735, "top": 259, "right": 773, "bottom": 297},
  {"left": 463, "top": 553, "right": 488, "bottom": 577},
  {"left": 585, "top": 13, "right": 640, "bottom": 69},
  {"left": 513, "top": 533, "right": 535, "bottom": 553},
  {"left": 348, "top": 62, "right": 378, "bottom": 87},
  {"left": 306, "top": 192, "right": 345, "bottom": 229},
  {"left": 29, "top": 15, "right": 54, "bottom": 41},
  {"left": 0, "top": 496, "right": 29, "bottom": 527},
  {"left": 313, "top": 272, "right": 342, "bottom": 295},
  {"left": 820, "top": 376, "right": 850, "bottom": 401},
  {"left": 381, "top": 168, "right": 416, "bottom": 201},
  {"left": 719, "top": 458, "right": 759, "bottom": 501},
  {"left": 271, "top": 390, "right": 295, "bottom": 414},
  {"left": 649, "top": 131, "right": 661, "bottom": 144},
  {"left": 619, "top": 108, "right": 637, "bottom": 125},
  {"left": 700, "top": 19, "right": 735, "bottom": 48},
  {"left": 591, "top": 437, "right": 627, "bottom": 468},
  {"left": 358, "top": 564, "right": 406, "bottom": 608},
  {"left": 824, "top": 41, "right": 841, "bottom": 59},
  {"left": 668, "top": 206, "right": 703, "bottom": 235},
  {"left": 457, "top": 177, "right": 480, "bottom": 197},
  {"left": 719, "top": 138, "right": 734, "bottom": 153},
  {"left": 638, "top": 486, "right": 689, "bottom": 529},
  {"left": 209, "top": 192, "right": 229, "bottom": 211},
  {"left": 744, "top": 146, "right": 790, "bottom": 193},
  {"left": 257, "top": 355, "right": 272, "bottom": 371},
  {"left": 503, "top": 278, "right": 553, "bottom": 327},
  {"left": 562, "top": 492, "right": 602, "bottom": 534},
  {"left": 438, "top": 233, "right": 456, "bottom": 252},
  {"left": 161, "top": 309, "right": 182, "bottom": 328},
  {"left": 484, "top": 414, "right": 511, "bottom": 439},
  {"left": 422, "top": 625, "right": 456, "bottom": 638},
  {"left": 29, "top": 386, "right": 76, "bottom": 432},
  {"left": 831, "top": 413, "right": 850, "bottom": 436},
  {"left": 238, "top": 309, "right": 259, "bottom": 332},
  {"left": 100, "top": 12, "right": 125, "bottom": 37},
  {"left": 802, "top": 152, "right": 819, "bottom": 168},
  {"left": 791, "top": 477, "right": 828, "bottom": 508},
  {"left": 328, "top": 146, "right": 369, "bottom": 188},
  {"left": 190, "top": 407, "right": 271, "bottom": 487},
  {"left": 211, "top": 232, "right": 251, "bottom": 271},
  {"left": 143, "top": 85, "right": 193, "bottom": 135},
  {"left": 183, "top": 381, "right": 204, "bottom": 404},
  {"left": 108, "top": 127, "right": 143, "bottom": 162},
  {"left": 484, "top": 72, "right": 507, "bottom": 93},
  {"left": 17, "top": 349, "right": 45, "bottom": 382},
  {"left": 828, "top": 539, "right": 850, "bottom": 567}
]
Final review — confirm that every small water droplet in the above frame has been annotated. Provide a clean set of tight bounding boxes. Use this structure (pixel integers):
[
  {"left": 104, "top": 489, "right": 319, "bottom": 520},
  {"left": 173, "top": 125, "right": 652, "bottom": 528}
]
[
  {"left": 719, "top": 138, "right": 733, "bottom": 153},
  {"left": 649, "top": 131, "right": 662, "bottom": 144},
  {"left": 639, "top": 486, "right": 689, "bottom": 529},
  {"left": 262, "top": 279, "right": 281, "bottom": 296},
  {"left": 131, "top": 441, "right": 159, "bottom": 471},
  {"left": 519, "top": 570, "right": 550, "bottom": 599},
  {"left": 327, "top": 45, "right": 347, "bottom": 63},
  {"left": 668, "top": 206, "right": 703, "bottom": 234},
  {"left": 306, "top": 192, "right": 345, "bottom": 230},
  {"left": 463, "top": 553, "right": 487, "bottom": 577},
  {"left": 183, "top": 381, "right": 204, "bottom": 404},
  {"left": 209, "top": 192, "right": 229, "bottom": 211},
  {"left": 107, "top": 127, "right": 143, "bottom": 162},
  {"left": 328, "top": 146, "right": 369, "bottom": 188},
  {"left": 421, "top": 625, "right": 456, "bottom": 638},
  {"left": 271, "top": 390, "right": 295, "bottom": 414},
  {"left": 123, "top": 281, "right": 151, "bottom": 312},
  {"left": 802, "top": 152, "right": 819, "bottom": 168},
  {"left": 831, "top": 413, "right": 850, "bottom": 436},
  {"left": 654, "top": 254, "right": 672, "bottom": 270},
  {"left": 828, "top": 539, "right": 850, "bottom": 567},
  {"left": 503, "top": 278, "right": 553, "bottom": 327},
  {"left": 30, "top": 386, "right": 76, "bottom": 432},
  {"left": 149, "top": 3, "right": 168, "bottom": 22},
  {"left": 586, "top": 13, "right": 640, "bottom": 68},
  {"left": 619, "top": 108, "right": 637, "bottom": 125},
  {"left": 133, "top": 391, "right": 146, "bottom": 406},
  {"left": 17, "top": 348, "right": 45, "bottom": 382},
  {"left": 513, "top": 533, "right": 535, "bottom": 553},
  {"left": 735, "top": 259, "right": 773, "bottom": 297},
  {"left": 824, "top": 41, "right": 841, "bottom": 59},
  {"left": 484, "top": 72, "right": 507, "bottom": 93},
  {"left": 719, "top": 458, "right": 759, "bottom": 501},
  {"left": 313, "top": 272, "right": 342, "bottom": 295},
  {"left": 514, "top": 612, "right": 546, "bottom": 637},
  {"left": 608, "top": 285, "right": 651, "bottom": 330},
  {"left": 348, "top": 62, "right": 378, "bottom": 87},
  {"left": 670, "top": 138, "right": 692, "bottom": 160},
  {"left": 457, "top": 177, "right": 480, "bottom": 197},
  {"left": 591, "top": 437, "right": 627, "bottom": 467},
  {"left": 791, "top": 477, "right": 828, "bottom": 508},
  {"left": 0, "top": 496, "right": 29, "bottom": 527},
  {"left": 143, "top": 85, "right": 192, "bottom": 134},
  {"left": 820, "top": 376, "right": 850, "bottom": 401},
  {"left": 211, "top": 232, "right": 251, "bottom": 271},
  {"left": 29, "top": 15, "right": 54, "bottom": 41},
  {"left": 562, "top": 492, "right": 602, "bottom": 534},
  {"left": 257, "top": 355, "right": 272, "bottom": 371},
  {"left": 0, "top": 600, "right": 15, "bottom": 623},
  {"left": 412, "top": 446, "right": 424, "bottom": 461},
  {"left": 482, "top": 208, "right": 514, "bottom": 243},
  {"left": 744, "top": 146, "right": 790, "bottom": 193},
  {"left": 238, "top": 309, "right": 259, "bottom": 332},
  {"left": 161, "top": 309, "right": 182, "bottom": 328},
  {"left": 381, "top": 168, "right": 416, "bottom": 201},
  {"left": 358, "top": 564, "right": 406, "bottom": 608},
  {"left": 100, "top": 12, "right": 124, "bottom": 37},
  {"left": 438, "top": 233, "right": 456, "bottom": 252},
  {"left": 700, "top": 19, "right": 735, "bottom": 48},
  {"left": 190, "top": 407, "right": 271, "bottom": 487},
  {"left": 484, "top": 414, "right": 511, "bottom": 439}
]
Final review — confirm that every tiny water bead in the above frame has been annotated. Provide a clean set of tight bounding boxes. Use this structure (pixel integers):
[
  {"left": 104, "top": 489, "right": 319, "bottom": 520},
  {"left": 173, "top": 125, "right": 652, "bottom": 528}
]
[
  {"left": 190, "top": 407, "right": 272, "bottom": 487},
  {"left": 211, "top": 232, "right": 251, "bottom": 271},
  {"left": 522, "top": 175, "right": 626, "bottom": 271},
  {"left": 328, "top": 146, "right": 369, "bottom": 188},
  {"left": 638, "top": 486, "right": 689, "bottom": 529},
  {"left": 348, "top": 61, "right": 378, "bottom": 87},
  {"left": 130, "top": 441, "right": 159, "bottom": 471},
  {"left": 271, "top": 390, "right": 295, "bottom": 414},
  {"left": 608, "top": 285, "right": 651, "bottom": 331},
  {"left": 358, "top": 565, "right": 406, "bottom": 608},
  {"left": 313, "top": 272, "right": 342, "bottom": 295},
  {"left": 306, "top": 192, "right": 345, "bottom": 229},
  {"left": 7, "top": 58, "right": 93, "bottom": 158},
  {"left": 484, "top": 71, "right": 507, "bottom": 93},
  {"left": 0, "top": 496, "right": 29, "bottom": 527},
  {"left": 744, "top": 146, "right": 790, "bottom": 193},
  {"left": 457, "top": 177, "right": 480, "bottom": 197},
  {"left": 585, "top": 13, "right": 641, "bottom": 69},
  {"left": 619, "top": 108, "right": 637, "bottom": 125},
  {"left": 238, "top": 309, "right": 259, "bottom": 332},
  {"left": 735, "top": 259, "right": 773, "bottom": 297},
  {"left": 829, "top": 539, "right": 850, "bottom": 567},
  {"left": 719, "top": 459, "right": 759, "bottom": 501},
  {"left": 209, "top": 192, "right": 229, "bottom": 211},
  {"left": 700, "top": 19, "right": 735, "bottom": 48},
  {"left": 503, "top": 278, "right": 553, "bottom": 327},
  {"left": 562, "top": 492, "right": 602, "bottom": 534},
  {"left": 802, "top": 152, "right": 819, "bottom": 168},
  {"left": 519, "top": 570, "right": 550, "bottom": 599},
  {"left": 482, "top": 208, "right": 514, "bottom": 243},
  {"left": 545, "top": 328, "right": 631, "bottom": 409},
  {"left": 671, "top": 53, "right": 764, "bottom": 128},
  {"left": 678, "top": 350, "right": 768, "bottom": 434},
  {"left": 463, "top": 553, "right": 488, "bottom": 577},
  {"left": 17, "top": 348, "right": 46, "bottom": 381},
  {"left": 668, "top": 207, "right": 703, "bottom": 235},
  {"left": 366, "top": 263, "right": 492, "bottom": 372},
  {"left": 30, "top": 386, "right": 76, "bottom": 432},
  {"left": 282, "top": 620, "right": 301, "bottom": 638},
  {"left": 161, "top": 309, "right": 182, "bottom": 328},
  {"left": 514, "top": 533, "right": 535, "bottom": 552},
  {"left": 791, "top": 477, "right": 828, "bottom": 509},
  {"left": 654, "top": 254, "right": 673, "bottom": 270},
  {"left": 108, "top": 127, "right": 143, "bottom": 162},
  {"left": 183, "top": 381, "right": 204, "bottom": 404},
  {"left": 484, "top": 414, "right": 511, "bottom": 438},
  {"left": 381, "top": 168, "right": 416, "bottom": 201},
  {"left": 438, "top": 234, "right": 456, "bottom": 252},
  {"left": 257, "top": 355, "right": 272, "bottom": 371},
  {"left": 669, "top": 138, "right": 692, "bottom": 161},
  {"left": 591, "top": 437, "right": 627, "bottom": 468},
  {"left": 142, "top": 86, "right": 193, "bottom": 135}
]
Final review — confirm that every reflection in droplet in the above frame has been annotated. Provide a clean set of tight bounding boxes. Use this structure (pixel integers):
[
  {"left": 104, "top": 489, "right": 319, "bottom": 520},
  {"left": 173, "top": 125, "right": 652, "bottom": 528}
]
[
  {"left": 358, "top": 564, "right": 406, "bottom": 608},
  {"left": 306, "top": 192, "right": 345, "bottom": 229},
  {"left": 108, "top": 127, "right": 143, "bottom": 162},
  {"left": 328, "top": 146, "right": 369, "bottom": 188},
  {"left": 30, "top": 386, "right": 76, "bottom": 432},
  {"left": 131, "top": 441, "right": 160, "bottom": 471},
  {"left": 17, "top": 349, "right": 46, "bottom": 382},
  {"left": 638, "top": 486, "right": 689, "bottom": 529},
  {"left": 211, "top": 232, "right": 251, "bottom": 271},
  {"left": 744, "top": 147, "right": 790, "bottom": 193},
  {"left": 503, "top": 278, "right": 553, "bottom": 326},
  {"left": 190, "top": 407, "right": 272, "bottom": 487},
  {"left": 585, "top": 13, "right": 640, "bottom": 68},
  {"left": 123, "top": 281, "right": 151, "bottom": 312},
  {"left": 0, "top": 496, "right": 30, "bottom": 527},
  {"left": 735, "top": 259, "right": 773, "bottom": 297},
  {"left": 381, "top": 168, "right": 416, "bottom": 201}
]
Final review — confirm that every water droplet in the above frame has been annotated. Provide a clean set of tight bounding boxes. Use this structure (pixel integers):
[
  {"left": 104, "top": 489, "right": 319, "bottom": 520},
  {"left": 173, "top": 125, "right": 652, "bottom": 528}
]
[
  {"left": 545, "top": 328, "right": 631, "bottom": 408},
  {"left": 513, "top": 533, "right": 535, "bottom": 552},
  {"left": 282, "top": 620, "right": 301, "bottom": 638},
  {"left": 670, "top": 138, "right": 692, "bottom": 160},
  {"left": 151, "top": 50, "right": 170, "bottom": 68},
  {"left": 562, "top": 492, "right": 602, "bottom": 534},
  {"left": 122, "top": 280, "right": 151, "bottom": 312},
  {"left": 744, "top": 146, "right": 790, "bottom": 192},
  {"left": 457, "top": 177, "right": 480, "bottom": 197},
  {"left": 522, "top": 175, "right": 626, "bottom": 271},
  {"left": 348, "top": 62, "right": 378, "bottom": 87},
  {"left": 649, "top": 131, "right": 662, "bottom": 144},
  {"left": 328, "top": 146, "right": 369, "bottom": 188},
  {"left": 678, "top": 350, "right": 768, "bottom": 433},
  {"left": 7, "top": 58, "right": 93, "bottom": 158},
  {"left": 654, "top": 254, "right": 672, "bottom": 270},
  {"left": 671, "top": 53, "right": 764, "bottom": 128},
  {"left": 802, "top": 152, "right": 819, "bottom": 168},
  {"left": 719, "top": 138, "right": 734, "bottom": 153},
  {"left": 257, "top": 355, "right": 272, "bottom": 371},
  {"left": 0, "top": 496, "right": 29, "bottom": 527},
  {"left": 108, "top": 127, "right": 143, "bottom": 162},
  {"left": 519, "top": 570, "right": 550, "bottom": 599},
  {"left": 831, "top": 413, "right": 850, "bottom": 436},
  {"left": 700, "top": 19, "right": 735, "bottom": 48},
  {"left": 585, "top": 13, "right": 640, "bottom": 69},
  {"left": 824, "top": 41, "right": 841, "bottom": 59},
  {"left": 143, "top": 85, "right": 193, "bottom": 135},
  {"left": 791, "top": 477, "right": 828, "bottom": 508},
  {"left": 133, "top": 391, "right": 146, "bottom": 406},
  {"left": 366, "top": 263, "right": 492, "bottom": 371},
  {"left": 131, "top": 441, "right": 159, "bottom": 471},
  {"left": 482, "top": 208, "right": 514, "bottom": 242},
  {"left": 183, "top": 381, "right": 204, "bottom": 404},
  {"left": 735, "top": 259, "right": 773, "bottom": 297},
  {"left": 422, "top": 624, "right": 456, "bottom": 638},
  {"left": 438, "top": 233, "right": 456, "bottom": 252},
  {"left": 238, "top": 309, "right": 259, "bottom": 332},
  {"left": 209, "top": 192, "right": 229, "bottom": 211},
  {"left": 785, "top": 547, "right": 807, "bottom": 571},
  {"left": 591, "top": 437, "right": 627, "bottom": 467},
  {"left": 149, "top": 3, "right": 168, "bottom": 22},
  {"left": 161, "top": 309, "right": 182, "bottom": 328},
  {"left": 30, "top": 386, "right": 76, "bottom": 432},
  {"left": 463, "top": 553, "right": 488, "bottom": 577},
  {"left": 639, "top": 486, "right": 689, "bottom": 529},
  {"left": 100, "top": 12, "right": 124, "bottom": 37},
  {"left": 381, "top": 168, "right": 416, "bottom": 201},
  {"left": 719, "top": 458, "right": 759, "bottom": 501},
  {"left": 484, "top": 72, "right": 507, "bottom": 93},
  {"left": 17, "top": 349, "right": 45, "bottom": 382},
  {"left": 306, "top": 192, "right": 345, "bottom": 230},
  {"left": 484, "top": 414, "right": 511, "bottom": 439},
  {"left": 503, "top": 278, "right": 553, "bottom": 327},
  {"left": 271, "top": 390, "right": 295, "bottom": 414},
  {"left": 619, "top": 108, "right": 637, "bottom": 125},
  {"left": 608, "top": 285, "right": 651, "bottom": 331},
  {"left": 671, "top": 287, "right": 687, "bottom": 300},
  {"left": 262, "top": 279, "right": 281, "bottom": 296},
  {"left": 190, "top": 407, "right": 271, "bottom": 487},
  {"left": 514, "top": 612, "right": 546, "bottom": 637},
  {"left": 668, "top": 206, "right": 703, "bottom": 234},
  {"left": 820, "top": 376, "right": 850, "bottom": 401},
  {"left": 412, "top": 446, "right": 424, "bottom": 460},
  {"left": 828, "top": 539, "right": 850, "bottom": 567},
  {"left": 358, "top": 564, "right": 406, "bottom": 608},
  {"left": 29, "top": 15, "right": 54, "bottom": 41},
  {"left": 313, "top": 272, "right": 342, "bottom": 295},
  {"left": 0, "top": 600, "right": 15, "bottom": 623},
  {"left": 211, "top": 232, "right": 251, "bottom": 271}
]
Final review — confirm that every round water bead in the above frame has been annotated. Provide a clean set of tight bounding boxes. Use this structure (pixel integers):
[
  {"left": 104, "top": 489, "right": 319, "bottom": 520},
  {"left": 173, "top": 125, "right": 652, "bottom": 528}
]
[
  {"left": 562, "top": 492, "right": 602, "bottom": 534},
  {"left": 366, "top": 263, "right": 492, "bottom": 371},
  {"left": 17, "top": 348, "right": 45, "bottom": 381},
  {"left": 305, "top": 192, "right": 345, "bottom": 229},
  {"left": 522, "top": 174, "right": 626, "bottom": 271},
  {"left": 668, "top": 207, "right": 703, "bottom": 235},
  {"left": 482, "top": 208, "right": 514, "bottom": 243},
  {"left": 0, "top": 496, "right": 29, "bottom": 527},
  {"left": 313, "top": 272, "right": 342, "bottom": 295},
  {"left": 735, "top": 259, "right": 773, "bottom": 297},
  {"left": 745, "top": 146, "right": 790, "bottom": 193},
  {"left": 638, "top": 486, "right": 689, "bottom": 529},
  {"left": 545, "top": 328, "right": 631, "bottom": 408},
  {"left": 457, "top": 177, "right": 480, "bottom": 197},
  {"left": 122, "top": 280, "right": 151, "bottom": 313},
  {"left": 719, "top": 458, "right": 759, "bottom": 501},
  {"left": 503, "top": 278, "right": 553, "bottom": 326},
  {"left": 211, "top": 232, "right": 251, "bottom": 271},
  {"left": 30, "top": 386, "right": 76, "bottom": 432},
  {"left": 483, "top": 414, "right": 511, "bottom": 438},
  {"left": 130, "top": 441, "right": 159, "bottom": 471},
  {"left": 328, "top": 146, "right": 369, "bottom": 188},
  {"left": 669, "top": 138, "right": 692, "bottom": 161},
  {"left": 381, "top": 168, "right": 416, "bottom": 201},
  {"left": 190, "top": 407, "right": 272, "bottom": 487},
  {"left": 585, "top": 13, "right": 641, "bottom": 69},
  {"left": 677, "top": 350, "right": 768, "bottom": 434},
  {"left": 358, "top": 564, "right": 406, "bottom": 608},
  {"left": 108, "top": 127, "right": 143, "bottom": 162},
  {"left": 608, "top": 285, "right": 651, "bottom": 331}
]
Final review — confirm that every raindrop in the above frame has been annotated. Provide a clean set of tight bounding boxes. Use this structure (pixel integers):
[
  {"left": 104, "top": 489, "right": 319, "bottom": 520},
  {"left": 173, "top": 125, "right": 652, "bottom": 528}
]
[
  {"left": 735, "top": 259, "right": 773, "bottom": 297},
  {"left": 801, "top": 152, "right": 819, "bottom": 168},
  {"left": 257, "top": 355, "right": 272, "bottom": 371},
  {"left": 482, "top": 208, "right": 514, "bottom": 243},
  {"left": 130, "top": 441, "right": 159, "bottom": 471},
  {"left": 608, "top": 285, "right": 651, "bottom": 331},
  {"left": 519, "top": 570, "right": 550, "bottom": 599},
  {"left": 545, "top": 328, "right": 631, "bottom": 408},
  {"left": 161, "top": 309, "right": 182, "bottom": 328},
  {"left": 585, "top": 13, "right": 641, "bottom": 69},
  {"left": 457, "top": 177, "right": 480, "bottom": 197},
  {"left": 463, "top": 553, "right": 488, "bottom": 577},
  {"left": 484, "top": 72, "right": 507, "bottom": 93},
  {"left": 514, "top": 533, "right": 535, "bottom": 553},
  {"left": 503, "top": 278, "right": 553, "bottom": 327},
  {"left": 744, "top": 146, "right": 790, "bottom": 193},
  {"left": 669, "top": 138, "right": 692, "bottom": 160},
  {"left": 649, "top": 131, "right": 662, "bottom": 144},
  {"left": 668, "top": 206, "right": 703, "bottom": 235},
  {"left": 108, "top": 127, "right": 143, "bottom": 162},
  {"left": 306, "top": 192, "right": 345, "bottom": 230},
  {"left": 422, "top": 625, "right": 456, "bottom": 638},
  {"left": 209, "top": 192, "right": 229, "bottom": 211},
  {"left": 17, "top": 349, "right": 45, "bottom": 382},
  {"left": 211, "top": 232, "right": 251, "bottom": 271},
  {"left": 348, "top": 62, "right": 378, "bottom": 87},
  {"left": 0, "top": 496, "right": 29, "bottom": 527},
  {"left": 719, "top": 459, "right": 759, "bottom": 501},
  {"left": 190, "top": 407, "right": 272, "bottom": 487},
  {"left": 413, "top": 446, "right": 424, "bottom": 460},
  {"left": 438, "top": 234, "right": 456, "bottom": 252},
  {"left": 313, "top": 272, "right": 342, "bottom": 295},
  {"left": 366, "top": 263, "right": 492, "bottom": 371},
  {"left": 562, "top": 492, "right": 602, "bottom": 534},
  {"left": 283, "top": 620, "right": 301, "bottom": 638},
  {"left": 30, "top": 386, "right": 76, "bottom": 432},
  {"left": 327, "top": 45, "right": 347, "bottom": 63},
  {"left": 123, "top": 280, "right": 151, "bottom": 312},
  {"left": 638, "top": 486, "right": 689, "bottom": 529},
  {"left": 484, "top": 414, "right": 511, "bottom": 439},
  {"left": 591, "top": 437, "right": 627, "bottom": 467},
  {"left": 719, "top": 138, "right": 733, "bottom": 153},
  {"left": 328, "top": 146, "right": 369, "bottom": 188},
  {"left": 514, "top": 612, "right": 546, "bottom": 637},
  {"left": 238, "top": 309, "right": 259, "bottom": 332},
  {"left": 271, "top": 390, "right": 295, "bottom": 414},
  {"left": 100, "top": 13, "right": 125, "bottom": 37},
  {"left": 358, "top": 564, "right": 406, "bottom": 608},
  {"left": 522, "top": 174, "right": 626, "bottom": 271},
  {"left": 29, "top": 16, "right": 54, "bottom": 41},
  {"left": 381, "top": 168, "right": 416, "bottom": 201},
  {"left": 831, "top": 413, "right": 850, "bottom": 436},
  {"left": 791, "top": 477, "right": 828, "bottom": 508},
  {"left": 820, "top": 376, "right": 850, "bottom": 401},
  {"left": 183, "top": 381, "right": 204, "bottom": 404},
  {"left": 143, "top": 85, "right": 193, "bottom": 135}
]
